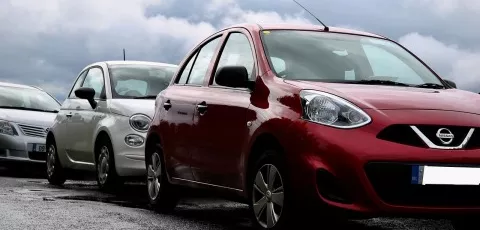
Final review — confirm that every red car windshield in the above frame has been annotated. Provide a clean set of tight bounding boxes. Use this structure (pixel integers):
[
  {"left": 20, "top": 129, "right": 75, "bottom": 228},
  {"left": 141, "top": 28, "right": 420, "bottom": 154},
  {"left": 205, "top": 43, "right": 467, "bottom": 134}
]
[{"left": 261, "top": 30, "right": 443, "bottom": 86}]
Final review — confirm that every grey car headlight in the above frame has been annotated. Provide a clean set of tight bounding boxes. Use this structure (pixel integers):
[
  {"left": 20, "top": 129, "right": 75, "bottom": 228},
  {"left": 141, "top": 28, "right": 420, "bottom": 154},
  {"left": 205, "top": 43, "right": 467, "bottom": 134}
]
[
  {"left": 0, "top": 120, "right": 18, "bottom": 136},
  {"left": 299, "top": 90, "right": 371, "bottom": 129},
  {"left": 129, "top": 114, "right": 151, "bottom": 132}
]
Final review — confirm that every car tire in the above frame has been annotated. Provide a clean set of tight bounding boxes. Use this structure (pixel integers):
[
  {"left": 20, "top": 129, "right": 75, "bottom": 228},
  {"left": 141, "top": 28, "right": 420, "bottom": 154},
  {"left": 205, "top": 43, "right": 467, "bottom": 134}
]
[
  {"left": 145, "top": 139, "right": 179, "bottom": 213},
  {"left": 249, "top": 149, "right": 294, "bottom": 230},
  {"left": 46, "top": 139, "right": 66, "bottom": 186},
  {"left": 95, "top": 137, "right": 123, "bottom": 191}
]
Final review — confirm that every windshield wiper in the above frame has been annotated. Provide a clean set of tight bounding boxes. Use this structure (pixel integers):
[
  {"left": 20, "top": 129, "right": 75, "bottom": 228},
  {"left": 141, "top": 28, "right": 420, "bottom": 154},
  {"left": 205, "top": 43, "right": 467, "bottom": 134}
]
[
  {"left": 0, "top": 106, "right": 58, "bottom": 113},
  {"left": 414, "top": 83, "right": 445, "bottom": 89},
  {"left": 350, "top": 79, "right": 412, "bottom": 87},
  {"left": 131, "top": 95, "right": 157, "bottom": 99}
]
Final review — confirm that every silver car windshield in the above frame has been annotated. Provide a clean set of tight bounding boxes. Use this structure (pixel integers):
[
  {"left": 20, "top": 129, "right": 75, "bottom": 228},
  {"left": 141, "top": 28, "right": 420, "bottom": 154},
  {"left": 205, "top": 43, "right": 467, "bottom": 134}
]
[
  {"left": 109, "top": 64, "right": 177, "bottom": 99},
  {"left": 0, "top": 86, "right": 60, "bottom": 113},
  {"left": 261, "top": 30, "right": 443, "bottom": 86}
]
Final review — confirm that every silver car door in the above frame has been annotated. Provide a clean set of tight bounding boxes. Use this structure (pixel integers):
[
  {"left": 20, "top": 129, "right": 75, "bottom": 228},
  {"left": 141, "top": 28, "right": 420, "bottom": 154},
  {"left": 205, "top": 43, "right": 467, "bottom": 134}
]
[{"left": 67, "top": 66, "right": 106, "bottom": 166}]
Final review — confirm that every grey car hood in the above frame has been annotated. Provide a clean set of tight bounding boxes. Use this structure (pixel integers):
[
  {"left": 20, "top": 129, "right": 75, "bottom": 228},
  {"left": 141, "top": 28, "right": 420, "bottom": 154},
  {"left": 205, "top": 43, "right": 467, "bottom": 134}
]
[
  {"left": 0, "top": 109, "right": 57, "bottom": 127},
  {"left": 108, "top": 99, "right": 155, "bottom": 118}
]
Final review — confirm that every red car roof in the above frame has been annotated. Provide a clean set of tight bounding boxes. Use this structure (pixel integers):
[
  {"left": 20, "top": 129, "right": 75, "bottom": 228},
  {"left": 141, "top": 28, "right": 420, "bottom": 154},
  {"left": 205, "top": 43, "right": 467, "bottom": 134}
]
[{"left": 224, "top": 23, "right": 385, "bottom": 39}]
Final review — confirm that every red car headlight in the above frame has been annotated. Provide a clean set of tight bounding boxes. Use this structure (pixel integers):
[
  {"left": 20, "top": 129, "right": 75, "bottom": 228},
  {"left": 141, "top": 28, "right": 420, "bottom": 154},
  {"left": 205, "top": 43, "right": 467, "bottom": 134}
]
[{"left": 299, "top": 90, "right": 371, "bottom": 129}]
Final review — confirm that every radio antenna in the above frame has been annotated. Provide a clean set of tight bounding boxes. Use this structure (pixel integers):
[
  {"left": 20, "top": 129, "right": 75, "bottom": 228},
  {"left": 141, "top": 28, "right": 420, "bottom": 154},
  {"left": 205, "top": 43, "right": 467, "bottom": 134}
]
[
  {"left": 292, "top": 0, "right": 329, "bottom": 31},
  {"left": 123, "top": 48, "right": 126, "bottom": 61}
]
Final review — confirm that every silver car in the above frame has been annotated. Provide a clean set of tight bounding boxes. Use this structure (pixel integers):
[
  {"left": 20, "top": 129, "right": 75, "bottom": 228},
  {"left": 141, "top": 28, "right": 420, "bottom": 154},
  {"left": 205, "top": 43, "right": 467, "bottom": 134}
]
[
  {"left": 0, "top": 82, "right": 60, "bottom": 165},
  {"left": 46, "top": 61, "right": 177, "bottom": 190}
]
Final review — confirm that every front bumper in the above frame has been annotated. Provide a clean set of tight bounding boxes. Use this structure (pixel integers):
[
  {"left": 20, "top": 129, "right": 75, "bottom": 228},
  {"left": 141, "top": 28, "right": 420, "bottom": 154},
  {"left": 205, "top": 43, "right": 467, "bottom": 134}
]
[
  {"left": 0, "top": 133, "right": 47, "bottom": 164},
  {"left": 285, "top": 109, "right": 480, "bottom": 217},
  {"left": 109, "top": 116, "right": 147, "bottom": 177},
  {"left": 114, "top": 146, "right": 146, "bottom": 177}
]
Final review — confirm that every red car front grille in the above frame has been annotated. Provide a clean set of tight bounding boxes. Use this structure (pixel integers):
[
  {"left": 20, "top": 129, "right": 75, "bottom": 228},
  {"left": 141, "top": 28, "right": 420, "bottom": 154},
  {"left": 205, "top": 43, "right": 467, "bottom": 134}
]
[
  {"left": 377, "top": 125, "right": 480, "bottom": 149},
  {"left": 377, "top": 125, "right": 427, "bottom": 148}
]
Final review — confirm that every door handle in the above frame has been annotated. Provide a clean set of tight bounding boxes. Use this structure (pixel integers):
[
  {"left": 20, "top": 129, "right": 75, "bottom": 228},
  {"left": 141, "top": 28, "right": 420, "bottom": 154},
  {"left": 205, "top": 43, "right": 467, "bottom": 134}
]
[
  {"left": 163, "top": 100, "right": 172, "bottom": 111},
  {"left": 196, "top": 101, "right": 208, "bottom": 115},
  {"left": 66, "top": 112, "right": 72, "bottom": 118}
]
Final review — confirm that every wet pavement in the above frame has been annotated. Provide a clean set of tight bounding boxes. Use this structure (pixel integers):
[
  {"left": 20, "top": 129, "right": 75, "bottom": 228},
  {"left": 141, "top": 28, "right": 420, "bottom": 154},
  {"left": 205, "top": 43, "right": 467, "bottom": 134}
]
[{"left": 0, "top": 166, "right": 455, "bottom": 230}]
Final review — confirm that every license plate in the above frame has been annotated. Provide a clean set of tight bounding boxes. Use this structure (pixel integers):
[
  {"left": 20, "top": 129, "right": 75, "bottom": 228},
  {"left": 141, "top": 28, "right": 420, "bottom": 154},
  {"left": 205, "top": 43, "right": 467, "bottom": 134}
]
[
  {"left": 34, "top": 144, "right": 46, "bottom": 153},
  {"left": 411, "top": 165, "right": 480, "bottom": 185}
]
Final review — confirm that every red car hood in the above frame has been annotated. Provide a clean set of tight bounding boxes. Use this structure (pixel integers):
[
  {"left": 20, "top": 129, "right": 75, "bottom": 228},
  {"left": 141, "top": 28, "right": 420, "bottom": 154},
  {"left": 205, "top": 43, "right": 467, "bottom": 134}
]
[{"left": 285, "top": 80, "right": 480, "bottom": 114}]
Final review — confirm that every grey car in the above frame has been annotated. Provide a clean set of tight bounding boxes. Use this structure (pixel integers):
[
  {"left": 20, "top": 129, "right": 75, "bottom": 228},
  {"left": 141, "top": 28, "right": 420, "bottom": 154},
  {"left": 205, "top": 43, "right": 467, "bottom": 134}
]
[
  {"left": 45, "top": 61, "right": 177, "bottom": 190},
  {"left": 0, "top": 82, "right": 61, "bottom": 164}
]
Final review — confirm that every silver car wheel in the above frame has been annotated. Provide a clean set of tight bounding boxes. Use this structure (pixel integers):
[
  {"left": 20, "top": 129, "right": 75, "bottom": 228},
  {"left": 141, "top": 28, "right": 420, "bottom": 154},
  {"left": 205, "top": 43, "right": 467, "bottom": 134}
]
[
  {"left": 97, "top": 146, "right": 110, "bottom": 185},
  {"left": 46, "top": 145, "right": 56, "bottom": 178},
  {"left": 147, "top": 152, "right": 161, "bottom": 200},
  {"left": 252, "top": 164, "right": 285, "bottom": 229}
]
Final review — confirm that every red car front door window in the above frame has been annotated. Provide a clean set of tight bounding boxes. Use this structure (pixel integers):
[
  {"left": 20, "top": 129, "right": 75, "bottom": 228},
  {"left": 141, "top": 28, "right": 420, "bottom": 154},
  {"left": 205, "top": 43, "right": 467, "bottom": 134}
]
[{"left": 189, "top": 31, "right": 256, "bottom": 189}]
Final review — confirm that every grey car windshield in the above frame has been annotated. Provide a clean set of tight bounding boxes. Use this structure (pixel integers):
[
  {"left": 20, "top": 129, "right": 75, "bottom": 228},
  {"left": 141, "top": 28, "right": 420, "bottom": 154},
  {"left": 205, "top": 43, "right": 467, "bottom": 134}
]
[
  {"left": 109, "top": 64, "right": 177, "bottom": 99},
  {"left": 261, "top": 30, "right": 443, "bottom": 86},
  {"left": 0, "top": 86, "right": 60, "bottom": 112}
]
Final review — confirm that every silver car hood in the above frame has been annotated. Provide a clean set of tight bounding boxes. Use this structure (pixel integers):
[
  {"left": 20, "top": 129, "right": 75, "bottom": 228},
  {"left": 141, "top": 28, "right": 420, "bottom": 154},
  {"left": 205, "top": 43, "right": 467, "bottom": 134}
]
[
  {"left": 108, "top": 99, "right": 155, "bottom": 118},
  {"left": 0, "top": 109, "right": 57, "bottom": 127}
]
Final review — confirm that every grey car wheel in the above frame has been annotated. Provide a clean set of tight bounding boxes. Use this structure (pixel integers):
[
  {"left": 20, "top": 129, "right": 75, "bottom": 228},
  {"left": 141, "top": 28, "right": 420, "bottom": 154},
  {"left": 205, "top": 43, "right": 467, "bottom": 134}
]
[
  {"left": 252, "top": 164, "right": 285, "bottom": 229},
  {"left": 95, "top": 137, "right": 122, "bottom": 190},
  {"left": 147, "top": 152, "right": 162, "bottom": 200},
  {"left": 146, "top": 139, "right": 179, "bottom": 213},
  {"left": 97, "top": 146, "right": 110, "bottom": 186},
  {"left": 250, "top": 150, "right": 295, "bottom": 230},
  {"left": 46, "top": 146, "right": 56, "bottom": 178},
  {"left": 46, "top": 139, "right": 66, "bottom": 185}
]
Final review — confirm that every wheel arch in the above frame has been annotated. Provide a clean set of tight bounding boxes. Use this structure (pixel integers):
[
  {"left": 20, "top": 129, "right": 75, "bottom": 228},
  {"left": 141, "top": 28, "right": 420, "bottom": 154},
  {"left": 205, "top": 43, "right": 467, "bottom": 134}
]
[
  {"left": 145, "top": 132, "right": 162, "bottom": 159},
  {"left": 144, "top": 132, "right": 173, "bottom": 182},
  {"left": 94, "top": 129, "right": 112, "bottom": 161},
  {"left": 241, "top": 115, "right": 297, "bottom": 193},
  {"left": 46, "top": 131, "right": 55, "bottom": 145},
  {"left": 247, "top": 132, "right": 283, "bottom": 168},
  {"left": 91, "top": 111, "right": 117, "bottom": 160},
  {"left": 243, "top": 131, "right": 286, "bottom": 196}
]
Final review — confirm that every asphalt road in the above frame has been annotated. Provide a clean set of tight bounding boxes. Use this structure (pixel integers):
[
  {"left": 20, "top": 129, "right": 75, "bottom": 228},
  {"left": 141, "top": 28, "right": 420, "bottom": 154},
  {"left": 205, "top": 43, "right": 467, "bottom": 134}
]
[{"left": 0, "top": 166, "right": 455, "bottom": 230}]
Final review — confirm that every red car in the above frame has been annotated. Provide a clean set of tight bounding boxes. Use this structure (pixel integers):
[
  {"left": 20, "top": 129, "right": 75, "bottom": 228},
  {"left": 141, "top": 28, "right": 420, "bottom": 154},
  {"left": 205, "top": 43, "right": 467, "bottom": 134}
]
[{"left": 145, "top": 23, "right": 480, "bottom": 229}]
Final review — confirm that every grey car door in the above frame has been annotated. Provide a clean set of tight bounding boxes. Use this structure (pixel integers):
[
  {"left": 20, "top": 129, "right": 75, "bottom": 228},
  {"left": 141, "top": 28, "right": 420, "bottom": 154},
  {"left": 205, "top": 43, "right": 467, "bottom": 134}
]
[
  {"left": 67, "top": 66, "right": 106, "bottom": 166},
  {"left": 56, "top": 69, "right": 88, "bottom": 167}
]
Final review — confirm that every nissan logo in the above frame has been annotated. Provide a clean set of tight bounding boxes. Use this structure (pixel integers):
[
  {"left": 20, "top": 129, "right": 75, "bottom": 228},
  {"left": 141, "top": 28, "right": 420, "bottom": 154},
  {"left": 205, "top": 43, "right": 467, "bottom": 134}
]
[{"left": 436, "top": 128, "right": 454, "bottom": 145}]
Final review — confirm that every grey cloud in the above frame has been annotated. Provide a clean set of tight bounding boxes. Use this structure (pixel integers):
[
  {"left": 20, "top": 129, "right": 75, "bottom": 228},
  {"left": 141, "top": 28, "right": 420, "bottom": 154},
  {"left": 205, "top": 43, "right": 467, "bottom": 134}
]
[
  {"left": 400, "top": 33, "right": 480, "bottom": 93},
  {"left": 0, "top": 0, "right": 217, "bottom": 100},
  {"left": 0, "top": 0, "right": 479, "bottom": 101}
]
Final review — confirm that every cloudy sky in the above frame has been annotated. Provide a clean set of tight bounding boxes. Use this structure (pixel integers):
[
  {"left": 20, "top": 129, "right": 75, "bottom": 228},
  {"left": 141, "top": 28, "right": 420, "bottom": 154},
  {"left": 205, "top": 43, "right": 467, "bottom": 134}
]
[{"left": 1, "top": 0, "right": 479, "bottom": 100}]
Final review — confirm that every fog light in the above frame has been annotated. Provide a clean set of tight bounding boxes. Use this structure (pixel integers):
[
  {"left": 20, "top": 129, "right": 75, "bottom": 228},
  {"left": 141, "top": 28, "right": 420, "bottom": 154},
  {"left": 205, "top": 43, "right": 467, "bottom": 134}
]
[
  {"left": 316, "top": 169, "right": 352, "bottom": 204},
  {"left": 125, "top": 134, "right": 144, "bottom": 147}
]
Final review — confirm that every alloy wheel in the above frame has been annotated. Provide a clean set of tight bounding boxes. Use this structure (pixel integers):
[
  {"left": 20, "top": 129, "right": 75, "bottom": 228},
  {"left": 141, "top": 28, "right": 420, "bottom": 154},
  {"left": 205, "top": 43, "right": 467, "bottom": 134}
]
[
  {"left": 147, "top": 152, "right": 162, "bottom": 200},
  {"left": 252, "top": 164, "right": 285, "bottom": 229},
  {"left": 46, "top": 145, "right": 56, "bottom": 178},
  {"left": 97, "top": 146, "right": 110, "bottom": 185}
]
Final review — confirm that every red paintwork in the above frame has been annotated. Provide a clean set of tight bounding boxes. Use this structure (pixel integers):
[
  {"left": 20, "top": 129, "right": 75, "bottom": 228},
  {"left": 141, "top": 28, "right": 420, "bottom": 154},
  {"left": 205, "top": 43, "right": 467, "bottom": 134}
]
[
  {"left": 147, "top": 23, "right": 480, "bottom": 217},
  {"left": 286, "top": 80, "right": 480, "bottom": 112}
]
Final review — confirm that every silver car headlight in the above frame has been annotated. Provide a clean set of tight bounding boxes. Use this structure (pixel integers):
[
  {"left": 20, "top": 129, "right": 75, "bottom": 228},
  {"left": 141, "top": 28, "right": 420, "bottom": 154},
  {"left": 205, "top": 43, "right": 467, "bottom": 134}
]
[
  {"left": 125, "top": 134, "right": 145, "bottom": 147},
  {"left": 129, "top": 114, "right": 152, "bottom": 132},
  {"left": 300, "top": 90, "right": 371, "bottom": 129},
  {"left": 0, "top": 120, "right": 18, "bottom": 136}
]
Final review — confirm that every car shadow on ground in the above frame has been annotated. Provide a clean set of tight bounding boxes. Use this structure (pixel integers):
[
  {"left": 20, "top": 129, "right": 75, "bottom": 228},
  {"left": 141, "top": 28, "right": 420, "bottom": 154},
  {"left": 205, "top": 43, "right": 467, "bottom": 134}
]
[
  {"left": 51, "top": 184, "right": 395, "bottom": 230},
  {"left": 0, "top": 163, "right": 46, "bottom": 178},
  {"left": 0, "top": 165, "right": 393, "bottom": 230}
]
